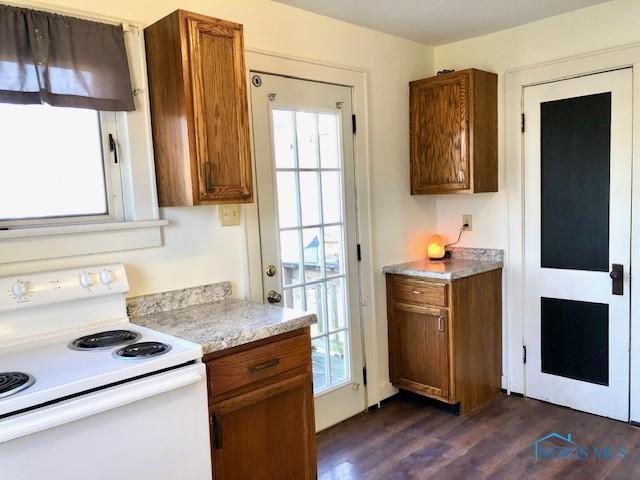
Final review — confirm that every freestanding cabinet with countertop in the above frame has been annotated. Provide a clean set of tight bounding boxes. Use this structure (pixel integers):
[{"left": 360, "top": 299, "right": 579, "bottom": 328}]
[
  {"left": 410, "top": 68, "right": 497, "bottom": 194},
  {"left": 384, "top": 250, "right": 503, "bottom": 413},
  {"left": 144, "top": 10, "right": 253, "bottom": 206},
  {"left": 129, "top": 286, "right": 317, "bottom": 480}
]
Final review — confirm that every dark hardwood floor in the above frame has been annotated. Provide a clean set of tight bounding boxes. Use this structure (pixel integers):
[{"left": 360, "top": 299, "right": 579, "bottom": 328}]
[{"left": 317, "top": 393, "right": 640, "bottom": 479}]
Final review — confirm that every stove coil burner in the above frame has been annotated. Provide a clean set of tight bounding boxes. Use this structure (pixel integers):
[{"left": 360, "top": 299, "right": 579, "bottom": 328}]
[
  {"left": 70, "top": 330, "right": 142, "bottom": 351},
  {"left": 0, "top": 372, "right": 35, "bottom": 399},
  {"left": 114, "top": 342, "right": 172, "bottom": 359}
]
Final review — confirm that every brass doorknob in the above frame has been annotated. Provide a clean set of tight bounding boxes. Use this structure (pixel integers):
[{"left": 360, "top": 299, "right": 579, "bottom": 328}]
[
  {"left": 265, "top": 264, "right": 277, "bottom": 277},
  {"left": 267, "top": 290, "right": 282, "bottom": 304}
]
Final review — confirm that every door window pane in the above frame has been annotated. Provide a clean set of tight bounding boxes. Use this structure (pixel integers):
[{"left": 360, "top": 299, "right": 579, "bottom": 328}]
[
  {"left": 319, "top": 113, "right": 340, "bottom": 168},
  {"left": 321, "top": 171, "right": 342, "bottom": 224},
  {"left": 324, "top": 225, "right": 343, "bottom": 277},
  {"left": 541, "top": 93, "right": 611, "bottom": 271},
  {"left": 299, "top": 171, "right": 321, "bottom": 226},
  {"left": 283, "top": 286, "right": 304, "bottom": 310},
  {"left": 329, "top": 331, "right": 348, "bottom": 385},
  {"left": 306, "top": 283, "right": 326, "bottom": 337},
  {"left": 276, "top": 172, "right": 299, "bottom": 228},
  {"left": 272, "top": 109, "right": 295, "bottom": 168},
  {"left": 312, "top": 337, "right": 328, "bottom": 391},
  {"left": 280, "top": 230, "right": 301, "bottom": 286},
  {"left": 302, "top": 227, "right": 323, "bottom": 282},
  {"left": 326, "top": 278, "right": 346, "bottom": 331},
  {"left": 296, "top": 112, "right": 319, "bottom": 168}
]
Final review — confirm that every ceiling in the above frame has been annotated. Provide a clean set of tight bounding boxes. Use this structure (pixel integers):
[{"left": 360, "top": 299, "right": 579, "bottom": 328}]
[{"left": 273, "top": 0, "right": 610, "bottom": 45}]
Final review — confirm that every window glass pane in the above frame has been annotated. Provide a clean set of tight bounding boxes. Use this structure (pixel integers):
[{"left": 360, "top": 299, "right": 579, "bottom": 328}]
[
  {"left": 306, "top": 283, "right": 326, "bottom": 337},
  {"left": 280, "top": 230, "right": 301, "bottom": 286},
  {"left": 299, "top": 171, "right": 321, "bottom": 226},
  {"left": 302, "top": 227, "right": 323, "bottom": 282},
  {"left": 312, "top": 336, "right": 328, "bottom": 392},
  {"left": 326, "top": 277, "right": 346, "bottom": 331},
  {"left": 272, "top": 109, "right": 295, "bottom": 168},
  {"left": 324, "top": 225, "right": 343, "bottom": 277},
  {"left": 321, "top": 171, "right": 342, "bottom": 224},
  {"left": 0, "top": 104, "right": 107, "bottom": 220},
  {"left": 319, "top": 113, "right": 340, "bottom": 169},
  {"left": 296, "top": 112, "right": 318, "bottom": 168},
  {"left": 329, "top": 331, "right": 349, "bottom": 385},
  {"left": 276, "top": 172, "right": 299, "bottom": 228},
  {"left": 541, "top": 93, "right": 611, "bottom": 271}
]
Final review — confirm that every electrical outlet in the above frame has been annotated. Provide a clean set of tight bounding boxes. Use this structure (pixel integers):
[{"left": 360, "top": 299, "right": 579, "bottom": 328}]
[
  {"left": 219, "top": 205, "right": 240, "bottom": 226},
  {"left": 462, "top": 214, "right": 472, "bottom": 231}
]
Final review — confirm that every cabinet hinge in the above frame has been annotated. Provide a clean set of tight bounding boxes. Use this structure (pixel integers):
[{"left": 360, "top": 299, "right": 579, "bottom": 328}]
[
  {"left": 521, "top": 113, "right": 525, "bottom": 133},
  {"left": 362, "top": 365, "right": 367, "bottom": 386},
  {"left": 356, "top": 244, "right": 362, "bottom": 262},
  {"left": 523, "top": 345, "right": 527, "bottom": 364},
  {"left": 352, "top": 114, "right": 357, "bottom": 134}
]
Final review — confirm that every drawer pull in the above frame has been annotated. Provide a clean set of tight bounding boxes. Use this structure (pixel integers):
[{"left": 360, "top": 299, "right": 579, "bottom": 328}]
[
  {"left": 248, "top": 358, "right": 280, "bottom": 373},
  {"left": 412, "top": 290, "right": 422, "bottom": 294}
]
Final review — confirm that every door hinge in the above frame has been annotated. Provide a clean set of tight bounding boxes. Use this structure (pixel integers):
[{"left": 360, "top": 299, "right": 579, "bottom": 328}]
[
  {"left": 356, "top": 243, "right": 362, "bottom": 262},
  {"left": 521, "top": 113, "right": 525, "bottom": 133},
  {"left": 523, "top": 345, "right": 527, "bottom": 364},
  {"left": 352, "top": 114, "right": 357, "bottom": 134},
  {"left": 362, "top": 365, "right": 367, "bottom": 386}
]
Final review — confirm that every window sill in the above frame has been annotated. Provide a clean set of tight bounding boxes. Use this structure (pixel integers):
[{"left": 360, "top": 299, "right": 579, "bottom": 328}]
[{"left": 0, "top": 219, "right": 169, "bottom": 264}]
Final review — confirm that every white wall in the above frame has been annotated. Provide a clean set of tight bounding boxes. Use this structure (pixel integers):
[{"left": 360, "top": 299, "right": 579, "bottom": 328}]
[
  {"left": 434, "top": 0, "right": 640, "bottom": 247},
  {"left": 0, "top": 0, "right": 435, "bottom": 402}
]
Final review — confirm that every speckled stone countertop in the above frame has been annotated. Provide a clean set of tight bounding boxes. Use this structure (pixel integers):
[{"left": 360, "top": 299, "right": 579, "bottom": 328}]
[
  {"left": 382, "top": 247, "right": 503, "bottom": 281},
  {"left": 128, "top": 283, "right": 316, "bottom": 355}
]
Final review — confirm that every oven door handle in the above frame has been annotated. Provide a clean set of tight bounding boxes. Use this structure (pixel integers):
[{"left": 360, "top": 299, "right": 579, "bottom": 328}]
[{"left": 0, "top": 364, "right": 204, "bottom": 443}]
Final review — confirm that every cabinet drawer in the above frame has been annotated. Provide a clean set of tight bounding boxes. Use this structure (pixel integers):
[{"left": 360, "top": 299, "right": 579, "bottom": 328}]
[
  {"left": 393, "top": 278, "right": 448, "bottom": 307},
  {"left": 208, "top": 333, "right": 310, "bottom": 398}
]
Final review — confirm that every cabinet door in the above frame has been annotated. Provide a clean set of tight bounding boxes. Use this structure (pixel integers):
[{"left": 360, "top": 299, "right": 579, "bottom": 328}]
[
  {"left": 389, "top": 302, "right": 451, "bottom": 400},
  {"left": 410, "top": 71, "right": 470, "bottom": 194},
  {"left": 186, "top": 16, "right": 253, "bottom": 203},
  {"left": 210, "top": 374, "right": 316, "bottom": 480}
]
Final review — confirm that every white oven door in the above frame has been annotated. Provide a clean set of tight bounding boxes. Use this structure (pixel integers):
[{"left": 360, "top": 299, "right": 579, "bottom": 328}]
[{"left": 0, "top": 363, "right": 212, "bottom": 480}]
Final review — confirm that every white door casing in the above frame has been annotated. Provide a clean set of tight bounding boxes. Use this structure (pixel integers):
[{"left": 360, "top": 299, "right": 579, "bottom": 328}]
[
  {"left": 523, "top": 68, "right": 632, "bottom": 420},
  {"left": 250, "top": 73, "right": 366, "bottom": 430}
]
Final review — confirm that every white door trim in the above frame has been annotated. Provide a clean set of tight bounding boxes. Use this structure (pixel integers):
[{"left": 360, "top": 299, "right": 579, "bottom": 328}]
[
  {"left": 242, "top": 49, "right": 382, "bottom": 407},
  {"left": 505, "top": 41, "right": 640, "bottom": 422}
]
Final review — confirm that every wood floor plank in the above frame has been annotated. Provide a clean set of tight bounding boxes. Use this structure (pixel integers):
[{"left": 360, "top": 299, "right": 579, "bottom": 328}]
[{"left": 317, "top": 393, "right": 640, "bottom": 479}]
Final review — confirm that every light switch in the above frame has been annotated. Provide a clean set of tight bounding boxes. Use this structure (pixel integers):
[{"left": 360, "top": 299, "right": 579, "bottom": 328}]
[
  {"left": 462, "top": 214, "right": 472, "bottom": 231},
  {"left": 219, "top": 205, "right": 240, "bottom": 226}
]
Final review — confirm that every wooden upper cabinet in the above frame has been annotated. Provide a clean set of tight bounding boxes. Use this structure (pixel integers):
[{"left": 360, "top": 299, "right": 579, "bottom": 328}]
[
  {"left": 145, "top": 10, "right": 253, "bottom": 206},
  {"left": 410, "top": 68, "right": 497, "bottom": 194}
]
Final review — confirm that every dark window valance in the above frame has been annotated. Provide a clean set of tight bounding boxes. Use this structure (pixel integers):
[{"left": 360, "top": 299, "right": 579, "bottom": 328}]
[{"left": 0, "top": 4, "right": 134, "bottom": 111}]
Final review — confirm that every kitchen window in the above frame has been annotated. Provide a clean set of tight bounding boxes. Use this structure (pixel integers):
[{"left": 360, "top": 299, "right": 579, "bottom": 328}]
[{"left": 0, "top": 103, "right": 123, "bottom": 228}]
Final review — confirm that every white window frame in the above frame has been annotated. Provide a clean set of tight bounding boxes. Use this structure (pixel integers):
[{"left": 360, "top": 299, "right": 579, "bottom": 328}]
[
  {"left": 0, "top": 111, "right": 125, "bottom": 229},
  {"left": 0, "top": 23, "right": 167, "bottom": 264}
]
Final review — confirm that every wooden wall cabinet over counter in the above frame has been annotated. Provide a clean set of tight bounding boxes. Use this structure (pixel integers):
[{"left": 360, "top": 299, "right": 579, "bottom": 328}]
[
  {"left": 145, "top": 10, "right": 253, "bottom": 206},
  {"left": 386, "top": 269, "right": 502, "bottom": 413},
  {"left": 204, "top": 328, "right": 316, "bottom": 479},
  {"left": 410, "top": 68, "right": 497, "bottom": 194}
]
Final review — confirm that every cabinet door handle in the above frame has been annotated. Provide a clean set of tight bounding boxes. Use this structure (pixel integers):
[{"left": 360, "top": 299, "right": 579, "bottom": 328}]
[
  {"left": 438, "top": 315, "right": 445, "bottom": 332},
  {"left": 248, "top": 358, "right": 280, "bottom": 373},
  {"left": 204, "top": 162, "right": 212, "bottom": 192},
  {"left": 210, "top": 412, "right": 222, "bottom": 449}
]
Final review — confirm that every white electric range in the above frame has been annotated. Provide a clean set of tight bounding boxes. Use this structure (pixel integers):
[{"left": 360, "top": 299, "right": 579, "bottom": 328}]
[{"left": 0, "top": 264, "right": 212, "bottom": 480}]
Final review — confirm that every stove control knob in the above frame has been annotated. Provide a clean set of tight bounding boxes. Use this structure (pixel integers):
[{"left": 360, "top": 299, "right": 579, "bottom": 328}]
[
  {"left": 79, "top": 272, "right": 93, "bottom": 289},
  {"left": 100, "top": 270, "right": 113, "bottom": 286},
  {"left": 12, "top": 280, "right": 28, "bottom": 298}
]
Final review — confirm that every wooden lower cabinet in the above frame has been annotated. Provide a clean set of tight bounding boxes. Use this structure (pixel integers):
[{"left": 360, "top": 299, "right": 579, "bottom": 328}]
[
  {"left": 204, "top": 328, "right": 316, "bottom": 479},
  {"left": 387, "top": 270, "right": 502, "bottom": 413}
]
